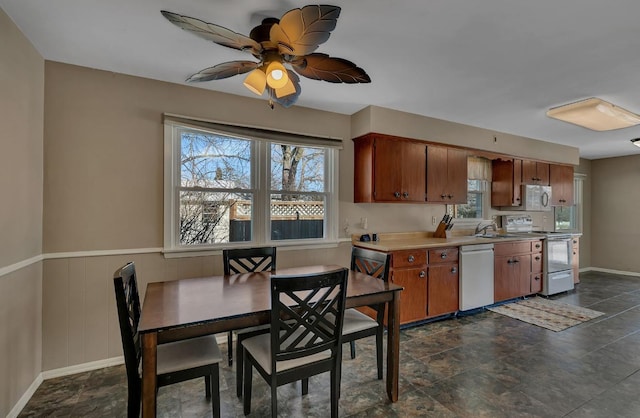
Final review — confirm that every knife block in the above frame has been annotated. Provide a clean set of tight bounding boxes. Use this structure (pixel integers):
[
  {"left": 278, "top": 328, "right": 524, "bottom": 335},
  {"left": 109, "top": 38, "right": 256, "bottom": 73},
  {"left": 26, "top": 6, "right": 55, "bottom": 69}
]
[{"left": 433, "top": 222, "right": 449, "bottom": 238}]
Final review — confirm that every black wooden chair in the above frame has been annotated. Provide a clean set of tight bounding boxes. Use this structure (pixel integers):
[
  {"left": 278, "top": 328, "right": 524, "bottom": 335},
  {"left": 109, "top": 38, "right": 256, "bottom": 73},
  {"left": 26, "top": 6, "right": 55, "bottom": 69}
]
[
  {"left": 241, "top": 267, "right": 348, "bottom": 417},
  {"left": 113, "top": 262, "right": 222, "bottom": 418},
  {"left": 222, "top": 247, "right": 277, "bottom": 397},
  {"left": 344, "top": 247, "right": 391, "bottom": 379}
]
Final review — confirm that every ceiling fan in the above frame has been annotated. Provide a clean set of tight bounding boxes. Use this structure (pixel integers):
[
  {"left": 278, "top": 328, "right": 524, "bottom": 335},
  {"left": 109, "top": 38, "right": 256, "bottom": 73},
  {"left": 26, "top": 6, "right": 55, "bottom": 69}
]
[{"left": 161, "top": 5, "right": 371, "bottom": 109}]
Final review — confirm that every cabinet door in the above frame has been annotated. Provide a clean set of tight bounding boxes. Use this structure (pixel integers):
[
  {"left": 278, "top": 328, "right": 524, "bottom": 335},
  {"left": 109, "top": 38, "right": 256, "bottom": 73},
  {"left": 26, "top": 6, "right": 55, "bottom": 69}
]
[
  {"left": 494, "top": 255, "right": 516, "bottom": 302},
  {"left": 536, "top": 162, "right": 550, "bottom": 186},
  {"left": 391, "top": 268, "right": 428, "bottom": 324},
  {"left": 513, "top": 159, "right": 523, "bottom": 204},
  {"left": 446, "top": 148, "right": 468, "bottom": 204},
  {"left": 373, "top": 138, "right": 404, "bottom": 201},
  {"left": 523, "top": 161, "right": 549, "bottom": 185},
  {"left": 572, "top": 238, "right": 580, "bottom": 284},
  {"left": 401, "top": 141, "right": 427, "bottom": 202},
  {"left": 549, "top": 164, "right": 574, "bottom": 206},
  {"left": 428, "top": 264, "right": 459, "bottom": 317},
  {"left": 494, "top": 254, "right": 531, "bottom": 301},
  {"left": 426, "top": 146, "right": 449, "bottom": 202},
  {"left": 492, "top": 158, "right": 523, "bottom": 207}
]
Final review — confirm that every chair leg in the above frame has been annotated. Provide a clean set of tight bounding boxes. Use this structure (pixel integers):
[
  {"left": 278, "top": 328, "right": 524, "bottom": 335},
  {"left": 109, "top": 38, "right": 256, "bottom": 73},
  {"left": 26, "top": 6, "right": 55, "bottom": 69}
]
[
  {"left": 350, "top": 341, "right": 356, "bottom": 359},
  {"left": 205, "top": 375, "right": 212, "bottom": 399},
  {"left": 236, "top": 336, "right": 244, "bottom": 398},
  {"left": 330, "top": 369, "right": 339, "bottom": 418},
  {"left": 376, "top": 327, "right": 384, "bottom": 380},
  {"left": 302, "top": 378, "right": 309, "bottom": 395},
  {"left": 227, "top": 331, "right": 233, "bottom": 366},
  {"left": 211, "top": 366, "right": 221, "bottom": 418},
  {"left": 271, "top": 383, "right": 278, "bottom": 418},
  {"left": 243, "top": 351, "right": 252, "bottom": 415},
  {"left": 127, "top": 381, "right": 140, "bottom": 418}
]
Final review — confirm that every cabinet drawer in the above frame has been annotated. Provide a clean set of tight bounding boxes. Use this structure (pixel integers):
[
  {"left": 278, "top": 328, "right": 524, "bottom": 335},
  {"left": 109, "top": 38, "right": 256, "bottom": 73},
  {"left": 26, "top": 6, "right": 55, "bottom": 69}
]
[
  {"left": 391, "top": 250, "right": 427, "bottom": 268},
  {"left": 532, "top": 240, "right": 543, "bottom": 253},
  {"left": 532, "top": 252, "right": 543, "bottom": 273},
  {"left": 494, "top": 241, "right": 532, "bottom": 257},
  {"left": 428, "top": 247, "right": 459, "bottom": 264}
]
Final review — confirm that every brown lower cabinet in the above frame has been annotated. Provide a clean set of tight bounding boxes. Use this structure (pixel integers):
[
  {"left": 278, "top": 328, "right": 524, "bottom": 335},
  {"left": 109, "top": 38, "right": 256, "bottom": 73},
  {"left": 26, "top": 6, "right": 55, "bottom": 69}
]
[
  {"left": 494, "top": 240, "right": 543, "bottom": 302},
  {"left": 385, "top": 246, "right": 459, "bottom": 325}
]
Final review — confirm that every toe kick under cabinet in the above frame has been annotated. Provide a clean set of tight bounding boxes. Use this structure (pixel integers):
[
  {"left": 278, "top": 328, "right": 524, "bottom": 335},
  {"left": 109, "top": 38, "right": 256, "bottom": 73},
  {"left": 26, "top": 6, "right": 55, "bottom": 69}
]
[{"left": 388, "top": 247, "right": 459, "bottom": 325}]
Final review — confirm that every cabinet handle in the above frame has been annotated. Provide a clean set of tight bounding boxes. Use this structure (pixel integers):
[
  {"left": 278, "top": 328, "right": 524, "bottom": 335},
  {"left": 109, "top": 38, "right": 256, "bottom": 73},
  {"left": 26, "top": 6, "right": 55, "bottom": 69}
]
[
  {"left": 535, "top": 256, "right": 541, "bottom": 261},
  {"left": 573, "top": 251, "right": 577, "bottom": 255},
  {"left": 440, "top": 252, "right": 447, "bottom": 259},
  {"left": 535, "top": 243, "right": 541, "bottom": 249},
  {"left": 419, "top": 270, "right": 426, "bottom": 278},
  {"left": 408, "top": 255, "right": 415, "bottom": 263},
  {"left": 507, "top": 258, "right": 520, "bottom": 264},
  {"left": 451, "top": 267, "right": 457, "bottom": 274},
  {"left": 507, "top": 259, "right": 514, "bottom": 264},
  {"left": 447, "top": 194, "right": 453, "bottom": 199},
  {"left": 440, "top": 194, "right": 447, "bottom": 199},
  {"left": 394, "top": 191, "right": 401, "bottom": 198},
  {"left": 534, "top": 275, "right": 540, "bottom": 281},
  {"left": 403, "top": 191, "right": 409, "bottom": 198},
  {"left": 573, "top": 240, "right": 577, "bottom": 244}
]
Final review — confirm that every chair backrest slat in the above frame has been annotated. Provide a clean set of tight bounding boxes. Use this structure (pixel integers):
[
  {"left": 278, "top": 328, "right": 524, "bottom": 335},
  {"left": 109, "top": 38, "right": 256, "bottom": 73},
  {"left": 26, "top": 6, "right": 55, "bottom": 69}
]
[
  {"left": 270, "top": 268, "right": 348, "bottom": 364},
  {"left": 113, "top": 262, "right": 142, "bottom": 384},
  {"left": 350, "top": 247, "right": 390, "bottom": 281},
  {"left": 223, "top": 247, "right": 277, "bottom": 275}
]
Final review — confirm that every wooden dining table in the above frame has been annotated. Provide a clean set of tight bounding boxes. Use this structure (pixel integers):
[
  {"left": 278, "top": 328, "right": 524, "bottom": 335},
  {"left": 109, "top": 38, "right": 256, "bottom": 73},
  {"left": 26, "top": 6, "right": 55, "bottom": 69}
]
[{"left": 138, "top": 264, "right": 403, "bottom": 417}]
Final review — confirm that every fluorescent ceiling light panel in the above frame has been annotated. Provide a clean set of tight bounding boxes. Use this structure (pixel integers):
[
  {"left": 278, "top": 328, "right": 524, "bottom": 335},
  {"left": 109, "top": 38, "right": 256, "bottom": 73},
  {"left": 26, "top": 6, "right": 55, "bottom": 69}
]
[{"left": 546, "top": 97, "right": 640, "bottom": 131}]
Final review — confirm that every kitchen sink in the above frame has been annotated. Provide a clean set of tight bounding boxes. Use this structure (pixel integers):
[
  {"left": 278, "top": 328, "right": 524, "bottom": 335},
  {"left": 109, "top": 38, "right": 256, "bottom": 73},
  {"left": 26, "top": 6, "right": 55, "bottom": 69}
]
[{"left": 475, "top": 233, "right": 521, "bottom": 239}]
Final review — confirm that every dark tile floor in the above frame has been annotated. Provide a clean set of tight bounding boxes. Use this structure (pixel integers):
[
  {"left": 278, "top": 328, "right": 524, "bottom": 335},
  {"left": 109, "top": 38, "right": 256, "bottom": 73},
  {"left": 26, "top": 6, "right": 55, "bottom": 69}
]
[{"left": 19, "top": 271, "right": 640, "bottom": 417}]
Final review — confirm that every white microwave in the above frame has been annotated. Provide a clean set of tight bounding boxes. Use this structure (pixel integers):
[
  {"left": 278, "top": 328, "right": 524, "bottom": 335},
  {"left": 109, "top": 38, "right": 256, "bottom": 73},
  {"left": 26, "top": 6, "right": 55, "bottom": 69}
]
[{"left": 517, "top": 185, "right": 552, "bottom": 211}]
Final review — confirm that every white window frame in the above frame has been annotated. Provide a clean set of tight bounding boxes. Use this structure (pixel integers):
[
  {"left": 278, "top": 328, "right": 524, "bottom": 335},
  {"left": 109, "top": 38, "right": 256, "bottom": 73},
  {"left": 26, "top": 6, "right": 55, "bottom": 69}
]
[{"left": 163, "top": 119, "right": 339, "bottom": 256}]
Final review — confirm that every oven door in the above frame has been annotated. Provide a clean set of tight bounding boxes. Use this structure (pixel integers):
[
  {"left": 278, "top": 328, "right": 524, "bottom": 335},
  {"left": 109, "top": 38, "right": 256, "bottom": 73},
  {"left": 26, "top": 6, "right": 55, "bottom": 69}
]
[{"left": 545, "top": 238, "right": 572, "bottom": 273}]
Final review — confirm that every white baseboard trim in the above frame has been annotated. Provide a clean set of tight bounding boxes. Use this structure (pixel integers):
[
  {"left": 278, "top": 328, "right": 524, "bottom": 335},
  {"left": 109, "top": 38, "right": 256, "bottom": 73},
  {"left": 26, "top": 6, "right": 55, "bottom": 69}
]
[
  {"left": 7, "top": 373, "right": 43, "bottom": 418},
  {"left": 41, "top": 356, "right": 125, "bottom": 380},
  {"left": 584, "top": 267, "right": 640, "bottom": 277}
]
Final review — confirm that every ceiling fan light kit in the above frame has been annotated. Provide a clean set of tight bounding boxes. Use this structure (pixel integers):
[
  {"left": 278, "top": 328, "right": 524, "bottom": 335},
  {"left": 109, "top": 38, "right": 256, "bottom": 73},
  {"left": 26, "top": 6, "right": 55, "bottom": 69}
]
[
  {"left": 161, "top": 5, "right": 370, "bottom": 109},
  {"left": 546, "top": 97, "right": 640, "bottom": 131},
  {"left": 243, "top": 67, "right": 267, "bottom": 95}
]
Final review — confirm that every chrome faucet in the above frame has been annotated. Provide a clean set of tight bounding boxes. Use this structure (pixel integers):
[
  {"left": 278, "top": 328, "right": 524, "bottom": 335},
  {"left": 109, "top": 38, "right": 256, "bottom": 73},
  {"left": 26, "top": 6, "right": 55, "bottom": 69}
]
[{"left": 474, "top": 221, "right": 497, "bottom": 236}]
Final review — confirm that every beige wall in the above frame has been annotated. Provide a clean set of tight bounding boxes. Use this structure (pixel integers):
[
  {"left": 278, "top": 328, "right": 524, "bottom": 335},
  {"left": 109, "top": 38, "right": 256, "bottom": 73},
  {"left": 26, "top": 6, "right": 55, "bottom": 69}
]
[
  {"left": 576, "top": 158, "right": 592, "bottom": 269},
  {"left": 591, "top": 154, "right": 640, "bottom": 272},
  {"left": 0, "top": 8, "right": 44, "bottom": 417}
]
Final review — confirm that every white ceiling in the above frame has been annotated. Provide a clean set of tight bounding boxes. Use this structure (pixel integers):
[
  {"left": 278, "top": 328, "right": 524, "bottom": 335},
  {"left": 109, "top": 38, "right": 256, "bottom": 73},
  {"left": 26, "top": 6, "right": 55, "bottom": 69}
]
[{"left": 3, "top": 0, "right": 640, "bottom": 160}]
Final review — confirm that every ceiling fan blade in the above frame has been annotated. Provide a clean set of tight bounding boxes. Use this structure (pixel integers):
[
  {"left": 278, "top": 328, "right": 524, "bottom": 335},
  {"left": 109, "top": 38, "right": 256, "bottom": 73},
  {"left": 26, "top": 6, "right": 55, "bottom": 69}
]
[
  {"left": 186, "top": 61, "right": 259, "bottom": 82},
  {"left": 270, "top": 5, "right": 340, "bottom": 57},
  {"left": 271, "top": 71, "right": 301, "bottom": 108},
  {"left": 291, "top": 53, "right": 371, "bottom": 83},
  {"left": 161, "top": 10, "right": 262, "bottom": 56}
]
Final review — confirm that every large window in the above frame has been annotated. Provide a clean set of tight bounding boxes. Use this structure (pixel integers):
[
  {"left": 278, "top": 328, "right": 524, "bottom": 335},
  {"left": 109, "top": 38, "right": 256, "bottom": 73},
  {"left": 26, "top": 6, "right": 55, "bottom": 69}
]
[{"left": 164, "top": 118, "right": 339, "bottom": 252}]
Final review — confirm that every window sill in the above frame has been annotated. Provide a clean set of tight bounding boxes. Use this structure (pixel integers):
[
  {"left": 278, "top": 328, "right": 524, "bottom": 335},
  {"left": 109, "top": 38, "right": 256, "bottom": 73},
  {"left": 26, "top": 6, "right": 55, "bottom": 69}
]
[{"left": 162, "top": 238, "right": 350, "bottom": 259}]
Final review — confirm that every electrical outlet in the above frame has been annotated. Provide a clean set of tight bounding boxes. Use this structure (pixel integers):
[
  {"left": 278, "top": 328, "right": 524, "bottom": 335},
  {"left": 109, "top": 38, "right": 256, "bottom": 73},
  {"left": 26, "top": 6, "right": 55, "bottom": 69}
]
[{"left": 432, "top": 216, "right": 437, "bottom": 225}]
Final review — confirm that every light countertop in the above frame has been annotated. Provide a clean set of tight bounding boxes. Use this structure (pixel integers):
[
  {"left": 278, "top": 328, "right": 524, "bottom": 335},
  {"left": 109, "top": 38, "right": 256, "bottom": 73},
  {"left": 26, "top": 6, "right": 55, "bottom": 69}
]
[{"left": 352, "top": 231, "right": 544, "bottom": 252}]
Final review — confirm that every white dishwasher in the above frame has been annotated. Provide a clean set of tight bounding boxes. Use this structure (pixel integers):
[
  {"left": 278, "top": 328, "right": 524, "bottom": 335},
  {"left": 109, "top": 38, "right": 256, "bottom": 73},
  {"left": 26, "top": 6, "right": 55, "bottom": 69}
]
[{"left": 459, "top": 243, "right": 495, "bottom": 311}]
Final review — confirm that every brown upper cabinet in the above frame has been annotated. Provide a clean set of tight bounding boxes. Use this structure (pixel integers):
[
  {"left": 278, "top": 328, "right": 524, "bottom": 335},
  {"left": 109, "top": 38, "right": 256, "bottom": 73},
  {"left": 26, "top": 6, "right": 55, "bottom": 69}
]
[
  {"left": 426, "top": 146, "right": 468, "bottom": 204},
  {"left": 549, "top": 164, "right": 574, "bottom": 206},
  {"left": 522, "top": 160, "right": 550, "bottom": 185},
  {"left": 353, "top": 134, "right": 426, "bottom": 203},
  {"left": 491, "top": 158, "right": 523, "bottom": 207}
]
